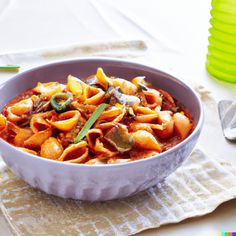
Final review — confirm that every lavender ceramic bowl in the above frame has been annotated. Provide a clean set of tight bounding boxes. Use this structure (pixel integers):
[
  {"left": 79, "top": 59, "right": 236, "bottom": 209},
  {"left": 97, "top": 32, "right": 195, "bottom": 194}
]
[{"left": 0, "top": 58, "right": 203, "bottom": 201}]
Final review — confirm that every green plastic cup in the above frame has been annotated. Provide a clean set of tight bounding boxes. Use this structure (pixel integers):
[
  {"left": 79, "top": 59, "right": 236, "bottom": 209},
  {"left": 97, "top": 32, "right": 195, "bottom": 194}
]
[
  {"left": 212, "top": 0, "right": 236, "bottom": 14},
  {"left": 209, "top": 27, "right": 236, "bottom": 46},
  {"left": 207, "top": 0, "right": 236, "bottom": 83},
  {"left": 211, "top": 9, "right": 236, "bottom": 25},
  {"left": 207, "top": 55, "right": 236, "bottom": 74},
  {"left": 208, "top": 46, "right": 236, "bottom": 64},
  {"left": 210, "top": 18, "right": 236, "bottom": 34},
  {"left": 208, "top": 36, "right": 236, "bottom": 54},
  {"left": 206, "top": 63, "right": 236, "bottom": 83}
]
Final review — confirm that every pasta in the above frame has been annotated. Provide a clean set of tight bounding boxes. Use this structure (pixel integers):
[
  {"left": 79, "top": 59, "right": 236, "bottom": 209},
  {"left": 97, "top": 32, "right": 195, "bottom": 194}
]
[{"left": 0, "top": 68, "right": 193, "bottom": 164}]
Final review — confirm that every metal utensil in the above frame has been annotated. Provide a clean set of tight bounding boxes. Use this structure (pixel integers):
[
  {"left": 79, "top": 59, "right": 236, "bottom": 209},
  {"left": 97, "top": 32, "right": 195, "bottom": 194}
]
[{"left": 218, "top": 100, "right": 236, "bottom": 141}]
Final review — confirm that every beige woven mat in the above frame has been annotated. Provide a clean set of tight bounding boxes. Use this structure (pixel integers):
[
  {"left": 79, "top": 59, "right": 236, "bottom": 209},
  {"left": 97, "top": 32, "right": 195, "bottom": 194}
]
[{"left": 1, "top": 149, "right": 236, "bottom": 236}]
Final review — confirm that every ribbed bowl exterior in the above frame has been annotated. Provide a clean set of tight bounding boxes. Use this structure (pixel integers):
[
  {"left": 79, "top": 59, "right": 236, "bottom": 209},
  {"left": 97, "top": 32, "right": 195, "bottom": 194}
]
[
  {"left": 1, "top": 131, "right": 200, "bottom": 201},
  {"left": 0, "top": 58, "right": 203, "bottom": 201}
]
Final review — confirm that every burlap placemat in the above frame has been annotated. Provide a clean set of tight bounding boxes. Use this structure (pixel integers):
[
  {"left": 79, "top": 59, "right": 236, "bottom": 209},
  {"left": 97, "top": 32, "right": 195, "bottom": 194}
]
[{"left": 1, "top": 149, "right": 236, "bottom": 236}]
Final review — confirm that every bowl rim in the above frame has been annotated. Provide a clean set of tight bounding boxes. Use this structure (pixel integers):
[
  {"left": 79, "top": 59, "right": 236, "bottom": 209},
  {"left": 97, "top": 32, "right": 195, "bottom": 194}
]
[{"left": 0, "top": 57, "right": 204, "bottom": 168}]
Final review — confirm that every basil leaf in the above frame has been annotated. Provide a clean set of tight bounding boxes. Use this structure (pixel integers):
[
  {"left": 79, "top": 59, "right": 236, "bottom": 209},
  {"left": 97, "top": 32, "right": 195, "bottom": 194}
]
[{"left": 74, "top": 103, "right": 107, "bottom": 144}]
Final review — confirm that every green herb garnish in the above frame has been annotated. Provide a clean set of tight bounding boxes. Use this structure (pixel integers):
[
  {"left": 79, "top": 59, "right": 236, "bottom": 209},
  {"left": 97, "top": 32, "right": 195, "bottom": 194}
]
[
  {"left": 50, "top": 93, "right": 72, "bottom": 113},
  {"left": 74, "top": 103, "right": 107, "bottom": 144},
  {"left": 0, "top": 65, "right": 20, "bottom": 72}
]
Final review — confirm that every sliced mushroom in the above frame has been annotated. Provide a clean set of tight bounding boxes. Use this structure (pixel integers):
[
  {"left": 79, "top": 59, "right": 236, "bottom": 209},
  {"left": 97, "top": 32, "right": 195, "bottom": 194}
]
[
  {"left": 109, "top": 87, "right": 140, "bottom": 106},
  {"left": 104, "top": 124, "right": 134, "bottom": 153}
]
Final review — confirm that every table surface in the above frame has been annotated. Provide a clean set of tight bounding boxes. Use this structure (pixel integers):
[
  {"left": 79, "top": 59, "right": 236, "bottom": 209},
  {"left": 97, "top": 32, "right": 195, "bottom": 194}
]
[{"left": 0, "top": 0, "right": 236, "bottom": 235}]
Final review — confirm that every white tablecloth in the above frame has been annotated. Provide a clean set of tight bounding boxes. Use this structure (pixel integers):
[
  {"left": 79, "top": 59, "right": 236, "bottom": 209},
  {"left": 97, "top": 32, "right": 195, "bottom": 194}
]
[{"left": 0, "top": 0, "right": 236, "bottom": 235}]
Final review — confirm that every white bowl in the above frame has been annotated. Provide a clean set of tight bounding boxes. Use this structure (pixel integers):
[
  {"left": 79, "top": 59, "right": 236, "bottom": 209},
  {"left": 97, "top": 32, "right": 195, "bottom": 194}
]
[{"left": 0, "top": 58, "right": 203, "bottom": 201}]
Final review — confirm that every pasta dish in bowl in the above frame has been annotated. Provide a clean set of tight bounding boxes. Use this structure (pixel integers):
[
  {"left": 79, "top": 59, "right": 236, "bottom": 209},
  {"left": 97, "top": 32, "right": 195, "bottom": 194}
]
[
  {"left": 0, "top": 58, "right": 203, "bottom": 200},
  {"left": 0, "top": 68, "right": 193, "bottom": 164}
]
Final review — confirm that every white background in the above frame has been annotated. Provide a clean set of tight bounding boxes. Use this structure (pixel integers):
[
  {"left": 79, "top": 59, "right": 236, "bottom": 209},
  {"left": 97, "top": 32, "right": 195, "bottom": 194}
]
[{"left": 0, "top": 0, "right": 236, "bottom": 235}]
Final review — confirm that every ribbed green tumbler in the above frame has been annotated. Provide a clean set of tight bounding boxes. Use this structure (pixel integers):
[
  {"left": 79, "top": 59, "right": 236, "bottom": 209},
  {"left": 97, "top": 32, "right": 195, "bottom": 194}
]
[{"left": 206, "top": 0, "right": 236, "bottom": 83}]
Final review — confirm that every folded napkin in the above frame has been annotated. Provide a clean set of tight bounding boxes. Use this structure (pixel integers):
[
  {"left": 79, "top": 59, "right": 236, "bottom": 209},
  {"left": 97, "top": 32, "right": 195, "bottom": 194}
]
[
  {"left": 0, "top": 40, "right": 236, "bottom": 236},
  {"left": 0, "top": 39, "right": 147, "bottom": 68}
]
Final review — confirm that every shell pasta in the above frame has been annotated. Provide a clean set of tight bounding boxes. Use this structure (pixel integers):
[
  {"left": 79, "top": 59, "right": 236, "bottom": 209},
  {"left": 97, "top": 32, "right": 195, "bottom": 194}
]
[{"left": 0, "top": 68, "right": 193, "bottom": 164}]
